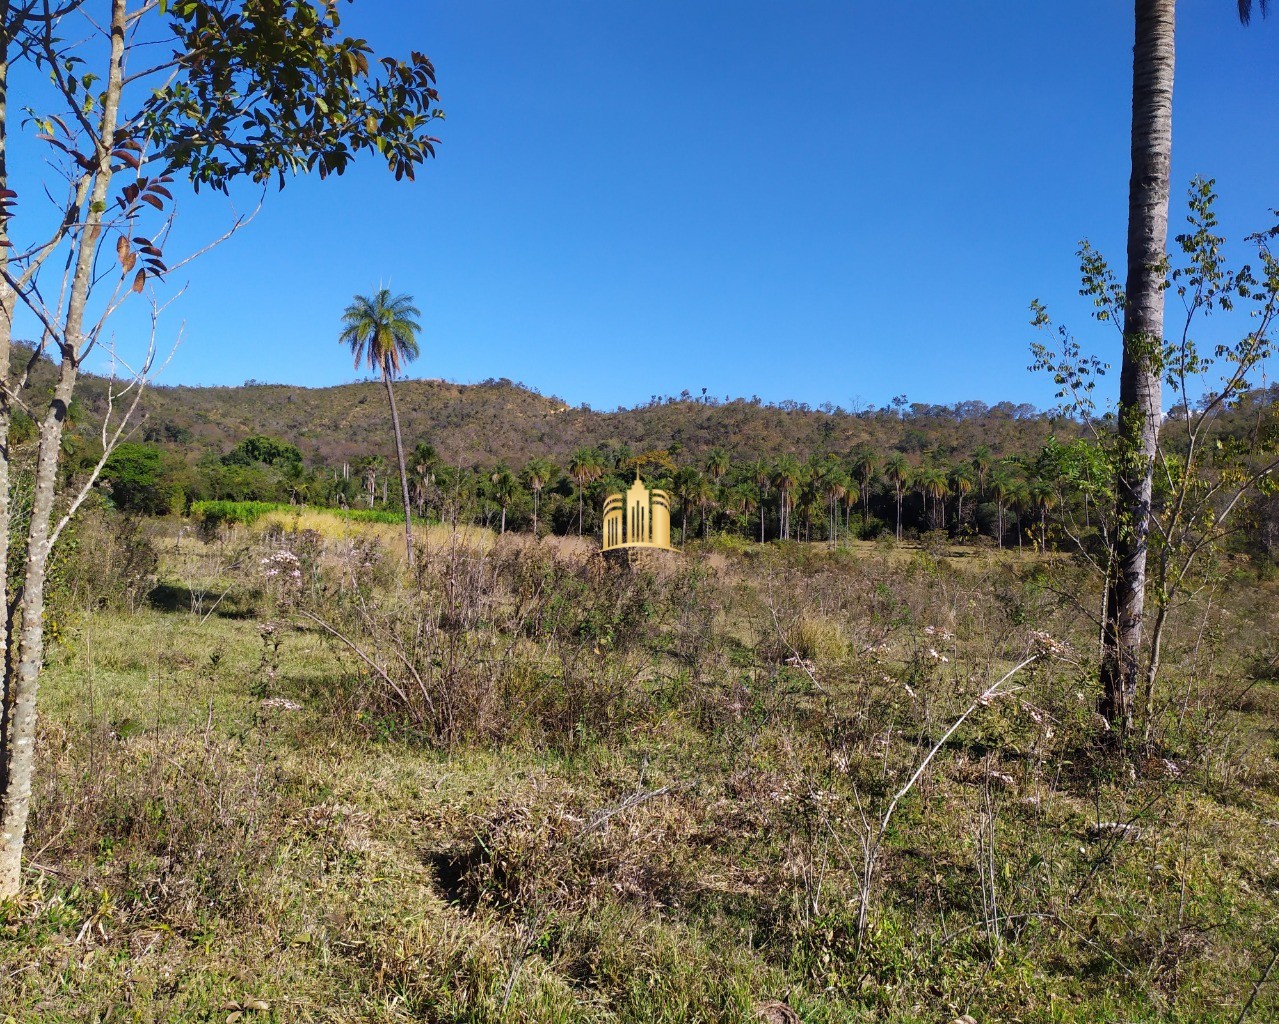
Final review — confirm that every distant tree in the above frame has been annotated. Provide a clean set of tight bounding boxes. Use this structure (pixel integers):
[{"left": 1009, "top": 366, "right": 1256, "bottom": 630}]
[
  {"left": 693, "top": 475, "right": 717, "bottom": 540},
  {"left": 1029, "top": 477, "right": 1058, "bottom": 554},
  {"left": 989, "top": 469, "right": 1017, "bottom": 549},
  {"left": 918, "top": 465, "right": 950, "bottom": 532},
  {"left": 489, "top": 467, "right": 518, "bottom": 535},
  {"left": 339, "top": 289, "right": 423, "bottom": 566},
  {"left": 751, "top": 459, "right": 772, "bottom": 542},
  {"left": 705, "top": 447, "right": 731, "bottom": 487},
  {"left": 971, "top": 445, "right": 993, "bottom": 497},
  {"left": 823, "top": 470, "right": 849, "bottom": 548},
  {"left": 523, "top": 457, "right": 557, "bottom": 537},
  {"left": 568, "top": 448, "right": 604, "bottom": 536},
  {"left": 949, "top": 463, "right": 975, "bottom": 532},
  {"left": 852, "top": 446, "right": 879, "bottom": 520},
  {"left": 672, "top": 467, "right": 702, "bottom": 547},
  {"left": 772, "top": 457, "right": 802, "bottom": 541},
  {"left": 100, "top": 443, "right": 168, "bottom": 514},
  {"left": 222, "top": 435, "right": 302, "bottom": 469},
  {"left": 884, "top": 453, "right": 913, "bottom": 541}
]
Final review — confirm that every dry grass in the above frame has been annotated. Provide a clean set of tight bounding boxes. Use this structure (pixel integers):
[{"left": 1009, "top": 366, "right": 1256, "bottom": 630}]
[{"left": 4, "top": 527, "right": 1279, "bottom": 1023}]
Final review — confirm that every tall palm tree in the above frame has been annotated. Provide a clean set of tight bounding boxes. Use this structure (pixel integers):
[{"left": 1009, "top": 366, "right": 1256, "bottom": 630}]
[
  {"left": 693, "top": 475, "right": 717, "bottom": 540},
  {"left": 339, "top": 289, "right": 422, "bottom": 568},
  {"left": 772, "top": 457, "right": 802, "bottom": 541},
  {"left": 411, "top": 442, "right": 438, "bottom": 519},
  {"left": 490, "top": 467, "right": 518, "bottom": 535},
  {"left": 523, "top": 457, "right": 556, "bottom": 537},
  {"left": 1010, "top": 480, "right": 1031, "bottom": 554},
  {"left": 853, "top": 446, "right": 879, "bottom": 521},
  {"left": 949, "top": 463, "right": 975, "bottom": 532},
  {"left": 705, "top": 447, "right": 731, "bottom": 488},
  {"left": 1100, "top": 0, "right": 1269, "bottom": 730},
  {"left": 568, "top": 448, "right": 603, "bottom": 537},
  {"left": 918, "top": 466, "right": 949, "bottom": 532},
  {"left": 989, "top": 469, "right": 1016, "bottom": 550},
  {"left": 971, "top": 445, "right": 993, "bottom": 498},
  {"left": 1029, "top": 478, "right": 1058, "bottom": 554},
  {"left": 672, "top": 466, "right": 701, "bottom": 547},
  {"left": 731, "top": 484, "right": 758, "bottom": 533},
  {"left": 824, "top": 471, "right": 849, "bottom": 549},
  {"left": 883, "top": 453, "right": 912, "bottom": 541},
  {"left": 751, "top": 459, "right": 772, "bottom": 543}
]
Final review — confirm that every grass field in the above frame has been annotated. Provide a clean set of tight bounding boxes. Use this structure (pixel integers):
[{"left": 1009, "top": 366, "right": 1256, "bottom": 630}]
[{"left": 3, "top": 518, "right": 1278, "bottom": 1023}]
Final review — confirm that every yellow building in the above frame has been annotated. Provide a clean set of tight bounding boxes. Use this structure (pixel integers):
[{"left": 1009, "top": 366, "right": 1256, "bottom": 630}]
[{"left": 602, "top": 473, "right": 673, "bottom": 552}]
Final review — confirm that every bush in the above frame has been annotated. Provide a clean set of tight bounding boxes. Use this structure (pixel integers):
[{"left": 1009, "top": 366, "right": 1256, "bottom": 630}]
[{"left": 55, "top": 509, "right": 159, "bottom": 613}]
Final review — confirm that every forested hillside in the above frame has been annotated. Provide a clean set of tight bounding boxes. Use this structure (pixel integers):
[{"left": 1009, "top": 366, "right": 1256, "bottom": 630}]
[{"left": 115, "top": 375, "right": 1067, "bottom": 469}]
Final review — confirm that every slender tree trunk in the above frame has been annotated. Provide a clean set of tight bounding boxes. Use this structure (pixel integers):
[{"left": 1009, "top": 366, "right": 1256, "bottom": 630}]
[
  {"left": 382, "top": 370, "right": 415, "bottom": 568},
  {"left": 0, "top": 15, "right": 17, "bottom": 896},
  {"left": 1100, "top": 0, "right": 1174, "bottom": 732},
  {"left": 759, "top": 492, "right": 765, "bottom": 543},
  {"left": 500, "top": 504, "right": 507, "bottom": 534},
  {"left": 577, "top": 482, "right": 583, "bottom": 536},
  {"left": 1, "top": 0, "right": 125, "bottom": 897}
]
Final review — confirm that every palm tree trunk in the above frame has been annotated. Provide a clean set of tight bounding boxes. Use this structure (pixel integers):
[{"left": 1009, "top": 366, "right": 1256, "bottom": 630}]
[
  {"left": 382, "top": 369, "right": 415, "bottom": 568},
  {"left": 1100, "top": 0, "right": 1174, "bottom": 732},
  {"left": 501, "top": 505, "right": 507, "bottom": 535}
]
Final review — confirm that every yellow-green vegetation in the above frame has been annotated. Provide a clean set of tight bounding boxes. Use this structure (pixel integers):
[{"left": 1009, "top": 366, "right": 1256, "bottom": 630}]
[{"left": 4, "top": 515, "right": 1279, "bottom": 1023}]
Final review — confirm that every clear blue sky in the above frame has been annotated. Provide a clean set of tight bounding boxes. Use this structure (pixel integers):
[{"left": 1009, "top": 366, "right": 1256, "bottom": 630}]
[{"left": 86, "top": 2, "right": 1279, "bottom": 411}]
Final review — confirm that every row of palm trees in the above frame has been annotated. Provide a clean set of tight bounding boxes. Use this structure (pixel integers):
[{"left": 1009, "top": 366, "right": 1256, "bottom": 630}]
[
  {"left": 334, "top": 287, "right": 1081, "bottom": 556},
  {"left": 346, "top": 439, "right": 1085, "bottom": 553}
]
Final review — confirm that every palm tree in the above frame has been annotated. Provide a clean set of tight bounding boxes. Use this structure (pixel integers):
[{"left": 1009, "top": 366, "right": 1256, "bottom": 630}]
[
  {"left": 824, "top": 471, "right": 849, "bottom": 549},
  {"left": 853, "top": 446, "right": 879, "bottom": 521},
  {"left": 1099, "top": 0, "right": 1269, "bottom": 730},
  {"left": 989, "top": 469, "right": 1016, "bottom": 550},
  {"left": 1029, "top": 478, "right": 1058, "bottom": 554},
  {"left": 751, "top": 459, "right": 772, "bottom": 543},
  {"left": 971, "top": 445, "right": 993, "bottom": 498},
  {"left": 672, "top": 466, "right": 701, "bottom": 547},
  {"left": 568, "top": 448, "right": 603, "bottom": 537},
  {"left": 949, "top": 463, "right": 975, "bottom": 532},
  {"left": 705, "top": 447, "right": 731, "bottom": 487},
  {"left": 883, "top": 453, "right": 912, "bottom": 541},
  {"left": 1010, "top": 480, "right": 1031, "bottom": 554},
  {"left": 523, "top": 457, "right": 556, "bottom": 537},
  {"left": 339, "top": 289, "right": 422, "bottom": 568},
  {"left": 772, "top": 457, "right": 802, "bottom": 541},
  {"left": 411, "top": 442, "right": 438, "bottom": 519},
  {"left": 731, "top": 484, "right": 758, "bottom": 533},
  {"left": 918, "top": 466, "right": 949, "bottom": 532},
  {"left": 490, "top": 467, "right": 518, "bottom": 535},
  {"left": 693, "top": 475, "right": 717, "bottom": 540}
]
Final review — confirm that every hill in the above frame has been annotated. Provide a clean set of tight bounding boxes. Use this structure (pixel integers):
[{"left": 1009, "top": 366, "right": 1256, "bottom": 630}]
[{"left": 71, "top": 369, "right": 1074, "bottom": 470}]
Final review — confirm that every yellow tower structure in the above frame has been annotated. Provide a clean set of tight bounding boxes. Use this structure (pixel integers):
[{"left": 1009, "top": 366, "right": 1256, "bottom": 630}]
[{"left": 601, "top": 472, "right": 673, "bottom": 552}]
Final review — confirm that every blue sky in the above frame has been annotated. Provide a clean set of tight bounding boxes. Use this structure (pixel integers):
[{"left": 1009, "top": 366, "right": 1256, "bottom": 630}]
[{"left": 69, "top": 3, "right": 1279, "bottom": 410}]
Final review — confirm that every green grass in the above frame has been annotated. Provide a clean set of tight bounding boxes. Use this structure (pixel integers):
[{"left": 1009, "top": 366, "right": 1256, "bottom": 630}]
[{"left": 191, "top": 499, "right": 428, "bottom": 529}]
